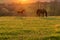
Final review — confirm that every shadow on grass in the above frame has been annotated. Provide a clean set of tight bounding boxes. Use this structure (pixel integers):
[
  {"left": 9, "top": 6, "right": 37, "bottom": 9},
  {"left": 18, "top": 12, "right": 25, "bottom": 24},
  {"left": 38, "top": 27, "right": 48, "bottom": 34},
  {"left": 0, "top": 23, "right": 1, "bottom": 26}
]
[{"left": 43, "top": 36, "right": 60, "bottom": 40}]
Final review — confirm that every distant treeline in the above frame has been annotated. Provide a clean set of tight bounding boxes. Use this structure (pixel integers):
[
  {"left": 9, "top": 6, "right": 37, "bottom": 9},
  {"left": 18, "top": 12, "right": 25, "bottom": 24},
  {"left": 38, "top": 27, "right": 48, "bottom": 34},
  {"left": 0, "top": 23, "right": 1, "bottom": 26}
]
[{"left": 0, "top": 1, "right": 60, "bottom": 16}]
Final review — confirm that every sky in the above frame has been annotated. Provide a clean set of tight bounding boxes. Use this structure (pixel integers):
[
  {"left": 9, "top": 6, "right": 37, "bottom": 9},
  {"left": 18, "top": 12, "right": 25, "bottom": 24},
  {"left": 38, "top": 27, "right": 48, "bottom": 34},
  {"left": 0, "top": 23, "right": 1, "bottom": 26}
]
[{"left": 0, "top": 0, "right": 55, "bottom": 3}]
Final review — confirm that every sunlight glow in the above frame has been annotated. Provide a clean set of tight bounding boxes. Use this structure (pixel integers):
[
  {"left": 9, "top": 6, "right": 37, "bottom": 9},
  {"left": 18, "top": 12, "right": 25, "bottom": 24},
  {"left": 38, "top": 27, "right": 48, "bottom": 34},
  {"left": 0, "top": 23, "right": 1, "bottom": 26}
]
[
  {"left": 17, "top": 0, "right": 36, "bottom": 4},
  {"left": 18, "top": 0, "right": 30, "bottom": 4}
]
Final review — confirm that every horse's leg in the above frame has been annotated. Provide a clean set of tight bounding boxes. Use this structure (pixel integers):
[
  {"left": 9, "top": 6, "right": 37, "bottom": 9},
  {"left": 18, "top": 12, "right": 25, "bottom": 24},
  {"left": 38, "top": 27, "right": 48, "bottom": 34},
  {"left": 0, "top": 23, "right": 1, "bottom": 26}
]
[
  {"left": 44, "top": 11, "right": 47, "bottom": 17},
  {"left": 42, "top": 13, "right": 44, "bottom": 17},
  {"left": 37, "top": 13, "right": 40, "bottom": 17},
  {"left": 45, "top": 13, "right": 47, "bottom": 17},
  {"left": 45, "top": 11, "right": 47, "bottom": 17},
  {"left": 43, "top": 13, "right": 45, "bottom": 17}
]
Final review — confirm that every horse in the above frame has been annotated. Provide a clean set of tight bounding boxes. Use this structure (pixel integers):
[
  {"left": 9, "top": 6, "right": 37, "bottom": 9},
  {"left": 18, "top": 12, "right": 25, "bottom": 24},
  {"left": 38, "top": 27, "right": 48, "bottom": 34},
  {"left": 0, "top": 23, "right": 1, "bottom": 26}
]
[
  {"left": 17, "top": 9, "right": 25, "bottom": 16},
  {"left": 36, "top": 8, "right": 47, "bottom": 17}
]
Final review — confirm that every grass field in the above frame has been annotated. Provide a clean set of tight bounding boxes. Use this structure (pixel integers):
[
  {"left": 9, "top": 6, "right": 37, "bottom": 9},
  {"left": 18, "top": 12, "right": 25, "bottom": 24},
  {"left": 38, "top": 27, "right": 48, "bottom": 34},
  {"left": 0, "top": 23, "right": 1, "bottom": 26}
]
[{"left": 0, "top": 16, "right": 60, "bottom": 40}]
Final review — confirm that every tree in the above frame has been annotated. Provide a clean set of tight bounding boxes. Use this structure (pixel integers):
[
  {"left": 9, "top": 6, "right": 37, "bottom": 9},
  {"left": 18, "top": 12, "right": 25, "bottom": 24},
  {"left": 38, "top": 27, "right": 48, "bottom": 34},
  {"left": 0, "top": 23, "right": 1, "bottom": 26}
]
[
  {"left": 0, "top": 8, "right": 9, "bottom": 16},
  {"left": 49, "top": 0, "right": 58, "bottom": 16}
]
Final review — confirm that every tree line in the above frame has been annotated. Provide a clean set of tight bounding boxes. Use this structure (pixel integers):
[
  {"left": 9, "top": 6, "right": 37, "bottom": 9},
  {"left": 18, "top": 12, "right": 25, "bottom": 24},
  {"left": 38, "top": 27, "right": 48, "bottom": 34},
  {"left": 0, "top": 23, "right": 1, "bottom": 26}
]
[{"left": 0, "top": 1, "right": 60, "bottom": 16}]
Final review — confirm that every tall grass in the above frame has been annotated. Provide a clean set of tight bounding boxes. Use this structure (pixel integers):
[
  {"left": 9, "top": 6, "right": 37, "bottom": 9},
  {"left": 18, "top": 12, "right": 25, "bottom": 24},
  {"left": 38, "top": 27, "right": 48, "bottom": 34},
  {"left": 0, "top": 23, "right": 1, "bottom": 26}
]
[{"left": 0, "top": 16, "right": 60, "bottom": 40}]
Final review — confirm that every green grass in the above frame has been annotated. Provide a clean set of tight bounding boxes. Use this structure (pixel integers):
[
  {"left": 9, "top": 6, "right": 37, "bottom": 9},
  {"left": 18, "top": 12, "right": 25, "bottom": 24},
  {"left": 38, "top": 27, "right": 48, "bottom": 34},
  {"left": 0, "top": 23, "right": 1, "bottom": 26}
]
[{"left": 0, "top": 16, "right": 60, "bottom": 40}]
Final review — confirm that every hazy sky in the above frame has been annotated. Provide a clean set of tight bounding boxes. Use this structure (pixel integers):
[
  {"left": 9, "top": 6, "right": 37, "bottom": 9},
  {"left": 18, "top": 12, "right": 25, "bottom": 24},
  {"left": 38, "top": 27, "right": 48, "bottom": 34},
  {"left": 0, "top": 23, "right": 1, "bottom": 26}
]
[{"left": 0, "top": 0, "right": 55, "bottom": 3}]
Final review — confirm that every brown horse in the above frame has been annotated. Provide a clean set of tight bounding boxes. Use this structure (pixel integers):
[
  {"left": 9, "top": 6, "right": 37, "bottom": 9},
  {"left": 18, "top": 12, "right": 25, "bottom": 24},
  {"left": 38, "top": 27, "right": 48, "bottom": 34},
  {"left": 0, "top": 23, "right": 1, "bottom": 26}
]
[
  {"left": 17, "top": 9, "right": 25, "bottom": 16},
  {"left": 36, "top": 8, "right": 47, "bottom": 17}
]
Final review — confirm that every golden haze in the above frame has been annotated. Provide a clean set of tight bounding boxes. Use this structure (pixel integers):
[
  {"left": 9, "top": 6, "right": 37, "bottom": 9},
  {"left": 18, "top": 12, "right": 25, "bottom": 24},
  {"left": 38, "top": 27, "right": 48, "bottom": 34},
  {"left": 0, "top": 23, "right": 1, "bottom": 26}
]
[{"left": 17, "top": 0, "right": 36, "bottom": 4}]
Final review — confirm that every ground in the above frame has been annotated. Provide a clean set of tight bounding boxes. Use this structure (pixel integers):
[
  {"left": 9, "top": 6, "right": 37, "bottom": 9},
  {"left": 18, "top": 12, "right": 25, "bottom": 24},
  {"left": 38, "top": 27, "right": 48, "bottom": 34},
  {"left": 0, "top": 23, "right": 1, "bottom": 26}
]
[{"left": 0, "top": 16, "right": 60, "bottom": 40}]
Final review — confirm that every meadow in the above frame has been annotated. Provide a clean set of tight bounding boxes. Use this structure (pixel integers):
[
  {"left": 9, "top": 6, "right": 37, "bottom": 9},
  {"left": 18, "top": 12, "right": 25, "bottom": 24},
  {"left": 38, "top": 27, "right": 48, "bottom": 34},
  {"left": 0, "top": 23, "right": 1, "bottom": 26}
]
[{"left": 0, "top": 16, "right": 60, "bottom": 40}]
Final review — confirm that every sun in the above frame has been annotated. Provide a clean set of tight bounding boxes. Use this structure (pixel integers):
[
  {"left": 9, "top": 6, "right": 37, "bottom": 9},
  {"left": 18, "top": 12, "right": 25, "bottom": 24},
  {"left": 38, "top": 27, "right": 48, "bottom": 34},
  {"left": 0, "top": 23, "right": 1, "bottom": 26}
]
[
  {"left": 18, "top": 0, "right": 29, "bottom": 4},
  {"left": 17, "top": 0, "right": 36, "bottom": 4},
  {"left": 21, "top": 0, "right": 27, "bottom": 2}
]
